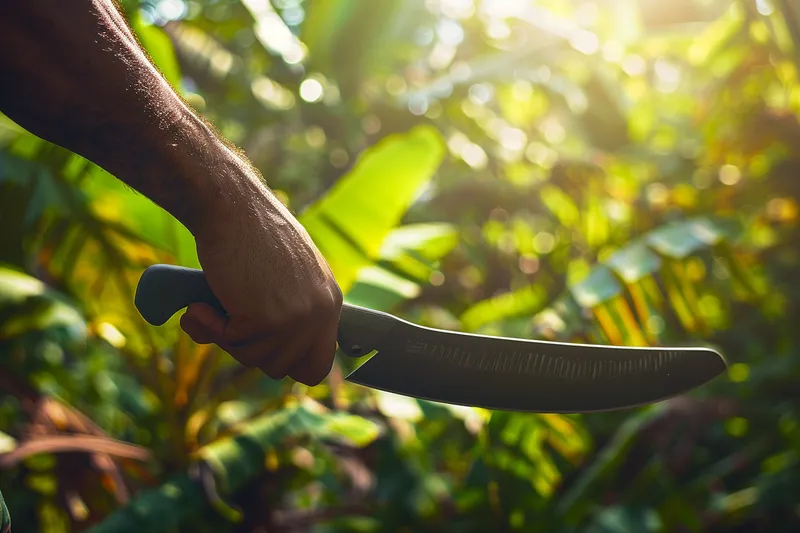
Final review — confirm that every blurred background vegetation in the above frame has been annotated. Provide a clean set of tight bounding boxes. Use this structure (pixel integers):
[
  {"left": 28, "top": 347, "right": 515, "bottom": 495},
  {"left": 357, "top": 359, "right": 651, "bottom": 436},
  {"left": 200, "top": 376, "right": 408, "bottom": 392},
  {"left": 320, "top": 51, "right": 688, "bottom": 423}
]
[{"left": 2, "top": 0, "right": 800, "bottom": 531}]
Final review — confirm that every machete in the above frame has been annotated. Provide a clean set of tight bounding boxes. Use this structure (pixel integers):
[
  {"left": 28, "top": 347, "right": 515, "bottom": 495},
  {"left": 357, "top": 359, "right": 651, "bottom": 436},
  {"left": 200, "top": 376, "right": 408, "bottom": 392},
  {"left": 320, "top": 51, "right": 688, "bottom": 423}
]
[{"left": 134, "top": 264, "right": 727, "bottom": 413}]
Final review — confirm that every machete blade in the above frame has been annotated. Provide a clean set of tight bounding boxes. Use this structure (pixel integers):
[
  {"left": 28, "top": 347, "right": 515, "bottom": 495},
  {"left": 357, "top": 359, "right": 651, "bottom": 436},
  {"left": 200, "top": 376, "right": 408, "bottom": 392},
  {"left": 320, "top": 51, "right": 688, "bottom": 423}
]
[
  {"left": 338, "top": 305, "right": 727, "bottom": 413},
  {"left": 133, "top": 265, "right": 728, "bottom": 413}
]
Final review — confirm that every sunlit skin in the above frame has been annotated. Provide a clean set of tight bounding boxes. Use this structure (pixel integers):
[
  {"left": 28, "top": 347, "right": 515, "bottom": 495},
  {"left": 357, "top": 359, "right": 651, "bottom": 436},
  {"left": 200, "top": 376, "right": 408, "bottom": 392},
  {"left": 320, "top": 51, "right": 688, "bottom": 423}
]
[{"left": 0, "top": 0, "right": 343, "bottom": 386}]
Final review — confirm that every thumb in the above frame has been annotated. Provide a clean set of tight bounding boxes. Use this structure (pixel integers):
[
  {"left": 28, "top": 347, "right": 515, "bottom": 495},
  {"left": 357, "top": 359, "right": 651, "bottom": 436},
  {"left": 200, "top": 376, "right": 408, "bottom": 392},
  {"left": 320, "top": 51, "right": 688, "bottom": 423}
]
[{"left": 180, "top": 302, "right": 227, "bottom": 345}]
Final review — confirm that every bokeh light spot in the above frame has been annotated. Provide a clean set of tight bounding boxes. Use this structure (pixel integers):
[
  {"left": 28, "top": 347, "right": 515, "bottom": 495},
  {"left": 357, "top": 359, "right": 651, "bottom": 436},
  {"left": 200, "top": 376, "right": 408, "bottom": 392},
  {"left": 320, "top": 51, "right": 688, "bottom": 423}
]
[
  {"left": 719, "top": 164, "right": 742, "bottom": 185},
  {"left": 299, "top": 78, "right": 324, "bottom": 102}
]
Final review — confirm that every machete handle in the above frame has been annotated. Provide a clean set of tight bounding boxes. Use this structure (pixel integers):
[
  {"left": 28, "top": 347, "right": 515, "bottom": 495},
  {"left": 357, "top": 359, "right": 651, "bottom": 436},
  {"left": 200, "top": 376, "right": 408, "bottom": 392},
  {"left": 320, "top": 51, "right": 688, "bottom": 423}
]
[
  {"left": 135, "top": 264, "right": 399, "bottom": 359},
  {"left": 135, "top": 264, "right": 226, "bottom": 326}
]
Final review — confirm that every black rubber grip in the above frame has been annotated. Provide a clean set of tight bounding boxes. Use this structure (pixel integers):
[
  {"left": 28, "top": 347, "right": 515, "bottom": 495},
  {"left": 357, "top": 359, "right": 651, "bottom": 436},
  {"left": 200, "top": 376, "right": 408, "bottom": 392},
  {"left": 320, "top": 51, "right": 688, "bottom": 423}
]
[
  {"left": 134, "top": 264, "right": 227, "bottom": 326},
  {"left": 134, "top": 264, "right": 397, "bottom": 359}
]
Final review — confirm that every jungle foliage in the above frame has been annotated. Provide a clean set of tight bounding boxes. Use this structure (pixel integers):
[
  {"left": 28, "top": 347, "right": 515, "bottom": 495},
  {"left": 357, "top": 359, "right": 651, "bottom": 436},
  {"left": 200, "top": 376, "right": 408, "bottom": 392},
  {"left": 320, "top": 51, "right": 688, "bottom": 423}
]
[{"left": 2, "top": 0, "right": 800, "bottom": 531}]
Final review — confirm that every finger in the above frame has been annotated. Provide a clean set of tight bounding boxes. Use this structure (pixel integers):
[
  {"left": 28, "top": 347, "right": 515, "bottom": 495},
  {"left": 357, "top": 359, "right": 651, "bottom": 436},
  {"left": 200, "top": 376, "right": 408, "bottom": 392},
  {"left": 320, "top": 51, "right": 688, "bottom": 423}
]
[
  {"left": 221, "top": 309, "right": 284, "bottom": 348},
  {"left": 258, "top": 331, "right": 314, "bottom": 381},
  {"left": 225, "top": 335, "right": 280, "bottom": 369},
  {"left": 180, "top": 303, "right": 226, "bottom": 345},
  {"left": 288, "top": 318, "right": 338, "bottom": 386}
]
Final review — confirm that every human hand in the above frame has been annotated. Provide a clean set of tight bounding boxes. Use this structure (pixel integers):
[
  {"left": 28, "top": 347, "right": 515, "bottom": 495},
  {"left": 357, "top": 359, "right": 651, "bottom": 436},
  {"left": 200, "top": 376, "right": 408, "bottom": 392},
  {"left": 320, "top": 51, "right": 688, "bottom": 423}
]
[
  {"left": 179, "top": 172, "right": 343, "bottom": 386},
  {"left": 0, "top": 0, "right": 343, "bottom": 385}
]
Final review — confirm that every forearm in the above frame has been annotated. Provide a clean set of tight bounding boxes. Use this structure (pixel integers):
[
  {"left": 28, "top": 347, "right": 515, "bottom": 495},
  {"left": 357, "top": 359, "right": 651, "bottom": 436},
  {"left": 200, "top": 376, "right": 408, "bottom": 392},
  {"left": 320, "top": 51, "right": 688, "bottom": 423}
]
[{"left": 0, "top": 0, "right": 261, "bottom": 235}]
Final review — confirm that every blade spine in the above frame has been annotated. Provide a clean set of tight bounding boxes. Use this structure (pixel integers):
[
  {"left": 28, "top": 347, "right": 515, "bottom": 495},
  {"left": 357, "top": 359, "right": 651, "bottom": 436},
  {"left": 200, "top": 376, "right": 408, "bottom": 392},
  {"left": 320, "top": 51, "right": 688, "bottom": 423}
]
[
  {"left": 344, "top": 303, "right": 725, "bottom": 361},
  {"left": 383, "top": 309, "right": 724, "bottom": 358}
]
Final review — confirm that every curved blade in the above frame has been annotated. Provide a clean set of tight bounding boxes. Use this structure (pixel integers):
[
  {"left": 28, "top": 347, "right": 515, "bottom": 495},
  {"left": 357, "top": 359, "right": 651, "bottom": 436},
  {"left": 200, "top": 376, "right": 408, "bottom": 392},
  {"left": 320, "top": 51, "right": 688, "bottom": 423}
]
[
  {"left": 130, "top": 265, "right": 727, "bottom": 413},
  {"left": 339, "top": 307, "right": 727, "bottom": 413}
]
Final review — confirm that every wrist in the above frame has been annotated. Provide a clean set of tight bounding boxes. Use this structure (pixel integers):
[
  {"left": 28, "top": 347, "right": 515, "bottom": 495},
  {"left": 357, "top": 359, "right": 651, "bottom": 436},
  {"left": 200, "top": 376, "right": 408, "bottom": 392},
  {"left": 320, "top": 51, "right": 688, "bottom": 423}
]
[{"left": 162, "top": 113, "right": 281, "bottom": 244}]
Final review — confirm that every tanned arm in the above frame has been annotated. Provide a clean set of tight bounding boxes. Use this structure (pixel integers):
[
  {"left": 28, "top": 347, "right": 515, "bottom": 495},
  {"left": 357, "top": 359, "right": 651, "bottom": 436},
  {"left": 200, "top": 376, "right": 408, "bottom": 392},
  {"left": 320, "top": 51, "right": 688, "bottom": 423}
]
[{"left": 0, "top": 0, "right": 342, "bottom": 386}]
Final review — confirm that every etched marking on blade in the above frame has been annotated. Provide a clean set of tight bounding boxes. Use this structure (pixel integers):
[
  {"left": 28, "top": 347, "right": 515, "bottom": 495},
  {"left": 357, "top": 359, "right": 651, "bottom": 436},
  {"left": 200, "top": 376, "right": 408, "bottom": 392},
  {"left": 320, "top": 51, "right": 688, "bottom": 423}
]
[{"left": 405, "top": 340, "right": 686, "bottom": 380}]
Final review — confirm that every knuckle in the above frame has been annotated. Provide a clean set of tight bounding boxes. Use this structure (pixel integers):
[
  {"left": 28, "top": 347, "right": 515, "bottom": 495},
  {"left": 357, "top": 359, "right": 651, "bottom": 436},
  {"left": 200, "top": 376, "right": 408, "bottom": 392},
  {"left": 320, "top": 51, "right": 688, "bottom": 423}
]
[
  {"left": 331, "top": 283, "right": 344, "bottom": 307},
  {"left": 313, "top": 286, "right": 342, "bottom": 317},
  {"left": 285, "top": 298, "right": 314, "bottom": 323},
  {"left": 297, "top": 298, "right": 316, "bottom": 318},
  {"left": 258, "top": 308, "right": 285, "bottom": 329}
]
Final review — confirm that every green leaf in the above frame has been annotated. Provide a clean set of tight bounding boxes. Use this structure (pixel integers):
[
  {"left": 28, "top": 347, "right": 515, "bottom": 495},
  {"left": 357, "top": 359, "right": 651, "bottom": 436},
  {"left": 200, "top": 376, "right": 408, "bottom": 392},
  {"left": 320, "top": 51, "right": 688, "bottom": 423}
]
[
  {"left": 532, "top": 294, "right": 586, "bottom": 340},
  {"left": 80, "top": 166, "right": 199, "bottom": 269},
  {"left": 301, "top": 0, "right": 360, "bottom": 74},
  {"left": 301, "top": 0, "right": 412, "bottom": 96},
  {"left": 556, "top": 405, "right": 669, "bottom": 517},
  {"left": 583, "top": 506, "right": 662, "bottom": 533},
  {"left": 198, "top": 403, "right": 380, "bottom": 493},
  {"left": 345, "top": 223, "right": 458, "bottom": 310},
  {"left": 645, "top": 217, "right": 729, "bottom": 260},
  {"left": 345, "top": 265, "right": 421, "bottom": 310},
  {"left": 380, "top": 223, "right": 458, "bottom": 262},
  {"left": 0, "top": 431, "right": 16, "bottom": 454},
  {"left": 375, "top": 391, "right": 424, "bottom": 422},
  {"left": 605, "top": 240, "right": 662, "bottom": 284},
  {"left": 319, "top": 410, "right": 383, "bottom": 446},
  {"left": 300, "top": 125, "right": 445, "bottom": 293},
  {"left": 461, "top": 284, "right": 549, "bottom": 332},
  {"left": 379, "top": 223, "right": 459, "bottom": 281},
  {"left": 570, "top": 265, "right": 623, "bottom": 308},
  {"left": 90, "top": 404, "right": 379, "bottom": 533},
  {"left": 84, "top": 474, "right": 204, "bottom": 533},
  {"left": 540, "top": 184, "right": 581, "bottom": 227},
  {"left": 130, "top": 13, "right": 182, "bottom": 89},
  {"left": 0, "top": 265, "right": 86, "bottom": 341},
  {"left": 536, "top": 216, "right": 747, "bottom": 342}
]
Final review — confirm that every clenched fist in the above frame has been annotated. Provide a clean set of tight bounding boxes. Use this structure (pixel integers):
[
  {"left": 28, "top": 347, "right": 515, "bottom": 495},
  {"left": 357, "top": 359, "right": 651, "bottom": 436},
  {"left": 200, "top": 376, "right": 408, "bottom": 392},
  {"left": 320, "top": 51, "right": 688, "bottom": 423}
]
[{"left": 181, "top": 170, "right": 343, "bottom": 386}]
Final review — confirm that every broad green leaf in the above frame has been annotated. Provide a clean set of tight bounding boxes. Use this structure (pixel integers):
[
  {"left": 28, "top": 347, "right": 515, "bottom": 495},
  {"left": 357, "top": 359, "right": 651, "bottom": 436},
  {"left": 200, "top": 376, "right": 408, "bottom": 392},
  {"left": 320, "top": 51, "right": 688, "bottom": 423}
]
[
  {"left": 583, "top": 506, "right": 662, "bottom": 533},
  {"left": 0, "top": 431, "right": 16, "bottom": 454},
  {"left": 130, "top": 13, "right": 183, "bottom": 89},
  {"left": 81, "top": 166, "right": 199, "bottom": 268},
  {"left": 301, "top": 0, "right": 359, "bottom": 73},
  {"left": 380, "top": 223, "right": 459, "bottom": 281},
  {"left": 461, "top": 284, "right": 549, "bottom": 332},
  {"left": 645, "top": 220, "right": 708, "bottom": 259},
  {"left": 0, "top": 113, "right": 26, "bottom": 143},
  {"left": 300, "top": 125, "right": 445, "bottom": 293},
  {"left": 687, "top": 216, "right": 737, "bottom": 245},
  {"left": 316, "top": 410, "right": 382, "bottom": 447},
  {"left": 380, "top": 223, "right": 458, "bottom": 262},
  {"left": 539, "top": 413, "right": 591, "bottom": 462},
  {"left": 84, "top": 474, "right": 204, "bottom": 533},
  {"left": 540, "top": 184, "right": 580, "bottom": 227},
  {"left": 570, "top": 265, "right": 623, "bottom": 308},
  {"left": 197, "top": 407, "right": 313, "bottom": 493},
  {"left": 197, "top": 404, "right": 380, "bottom": 493},
  {"left": 0, "top": 265, "right": 86, "bottom": 341},
  {"left": 605, "top": 240, "right": 662, "bottom": 284},
  {"left": 345, "top": 223, "right": 456, "bottom": 311},
  {"left": 556, "top": 404, "right": 669, "bottom": 516},
  {"left": 345, "top": 265, "right": 420, "bottom": 310},
  {"left": 532, "top": 294, "right": 586, "bottom": 340},
  {"left": 301, "top": 0, "right": 411, "bottom": 95},
  {"left": 375, "top": 391, "right": 424, "bottom": 422}
]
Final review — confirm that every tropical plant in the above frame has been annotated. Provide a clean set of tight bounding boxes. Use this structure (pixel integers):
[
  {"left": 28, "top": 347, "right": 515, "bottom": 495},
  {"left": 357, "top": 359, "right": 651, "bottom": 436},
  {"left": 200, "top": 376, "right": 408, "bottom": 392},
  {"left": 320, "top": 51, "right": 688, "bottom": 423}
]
[{"left": 2, "top": 0, "right": 800, "bottom": 532}]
